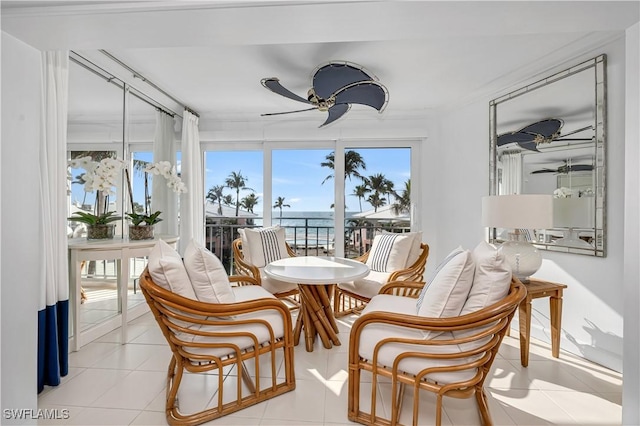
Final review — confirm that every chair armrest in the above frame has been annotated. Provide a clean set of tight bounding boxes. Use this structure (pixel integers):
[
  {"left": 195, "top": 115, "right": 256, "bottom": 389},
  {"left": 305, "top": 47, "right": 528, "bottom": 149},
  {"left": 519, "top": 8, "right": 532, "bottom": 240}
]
[
  {"left": 229, "top": 275, "right": 260, "bottom": 286},
  {"left": 233, "top": 254, "right": 262, "bottom": 283},
  {"left": 354, "top": 251, "right": 369, "bottom": 263},
  {"left": 387, "top": 243, "right": 429, "bottom": 282},
  {"left": 379, "top": 280, "right": 425, "bottom": 298}
]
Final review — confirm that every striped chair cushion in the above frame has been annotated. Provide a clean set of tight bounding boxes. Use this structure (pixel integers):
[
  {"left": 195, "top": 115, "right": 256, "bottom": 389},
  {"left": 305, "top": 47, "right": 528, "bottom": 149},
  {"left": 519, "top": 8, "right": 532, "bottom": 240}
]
[
  {"left": 242, "top": 226, "right": 289, "bottom": 268},
  {"left": 365, "top": 233, "right": 413, "bottom": 273}
]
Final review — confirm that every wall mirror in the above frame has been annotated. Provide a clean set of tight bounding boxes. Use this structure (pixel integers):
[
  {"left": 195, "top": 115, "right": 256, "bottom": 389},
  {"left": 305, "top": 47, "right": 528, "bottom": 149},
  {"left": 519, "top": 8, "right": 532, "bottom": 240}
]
[{"left": 489, "top": 54, "right": 606, "bottom": 257}]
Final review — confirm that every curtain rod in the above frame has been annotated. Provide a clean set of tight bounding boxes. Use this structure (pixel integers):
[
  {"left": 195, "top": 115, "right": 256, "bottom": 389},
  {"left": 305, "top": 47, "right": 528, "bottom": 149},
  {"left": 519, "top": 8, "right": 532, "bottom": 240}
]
[
  {"left": 69, "top": 51, "right": 181, "bottom": 118},
  {"left": 99, "top": 49, "right": 200, "bottom": 118}
]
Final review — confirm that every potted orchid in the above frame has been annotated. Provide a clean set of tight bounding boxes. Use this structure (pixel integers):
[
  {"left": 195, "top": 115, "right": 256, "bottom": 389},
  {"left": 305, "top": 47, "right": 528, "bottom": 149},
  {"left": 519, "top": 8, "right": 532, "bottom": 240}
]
[
  {"left": 125, "top": 161, "right": 187, "bottom": 240},
  {"left": 68, "top": 156, "right": 126, "bottom": 239}
]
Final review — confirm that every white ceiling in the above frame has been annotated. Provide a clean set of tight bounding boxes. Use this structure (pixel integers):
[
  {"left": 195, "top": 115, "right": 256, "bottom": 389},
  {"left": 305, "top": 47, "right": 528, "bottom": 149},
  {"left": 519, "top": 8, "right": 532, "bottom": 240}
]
[{"left": 2, "top": 1, "right": 639, "bottom": 126}]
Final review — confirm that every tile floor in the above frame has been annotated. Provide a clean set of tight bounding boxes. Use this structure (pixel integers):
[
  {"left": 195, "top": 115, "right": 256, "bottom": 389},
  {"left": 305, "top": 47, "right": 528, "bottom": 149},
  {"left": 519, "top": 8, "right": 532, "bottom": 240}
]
[{"left": 38, "top": 311, "right": 622, "bottom": 425}]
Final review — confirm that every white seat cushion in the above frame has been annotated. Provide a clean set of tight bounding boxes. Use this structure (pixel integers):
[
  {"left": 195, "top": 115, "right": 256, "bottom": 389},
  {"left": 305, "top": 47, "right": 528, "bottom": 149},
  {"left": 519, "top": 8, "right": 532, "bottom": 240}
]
[
  {"left": 337, "top": 270, "right": 392, "bottom": 299},
  {"left": 461, "top": 241, "right": 512, "bottom": 315},
  {"left": 359, "top": 294, "right": 478, "bottom": 384},
  {"left": 366, "top": 233, "right": 413, "bottom": 272},
  {"left": 258, "top": 267, "right": 299, "bottom": 295},
  {"left": 178, "top": 286, "right": 284, "bottom": 359},
  {"left": 183, "top": 239, "right": 236, "bottom": 304},
  {"left": 241, "top": 226, "right": 289, "bottom": 268},
  {"left": 148, "top": 239, "right": 197, "bottom": 300},
  {"left": 415, "top": 246, "right": 474, "bottom": 321}
]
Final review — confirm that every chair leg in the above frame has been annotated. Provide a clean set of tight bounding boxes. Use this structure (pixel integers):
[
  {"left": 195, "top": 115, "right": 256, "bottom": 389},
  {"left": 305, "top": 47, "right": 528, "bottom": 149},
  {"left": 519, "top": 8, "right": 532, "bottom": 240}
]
[
  {"left": 165, "top": 356, "right": 182, "bottom": 421},
  {"left": 392, "top": 382, "right": 405, "bottom": 425},
  {"left": 475, "top": 387, "right": 493, "bottom": 426},
  {"left": 241, "top": 361, "right": 257, "bottom": 394},
  {"left": 435, "top": 394, "right": 443, "bottom": 426}
]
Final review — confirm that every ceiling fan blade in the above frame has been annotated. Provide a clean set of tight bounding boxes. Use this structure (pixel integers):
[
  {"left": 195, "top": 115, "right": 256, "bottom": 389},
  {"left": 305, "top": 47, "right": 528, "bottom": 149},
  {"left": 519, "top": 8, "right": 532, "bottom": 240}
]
[
  {"left": 569, "top": 164, "right": 594, "bottom": 172},
  {"left": 312, "top": 62, "right": 375, "bottom": 100},
  {"left": 261, "top": 78, "right": 312, "bottom": 104},
  {"left": 530, "top": 168, "right": 557, "bottom": 174},
  {"left": 519, "top": 118, "right": 564, "bottom": 138},
  {"left": 260, "top": 107, "right": 318, "bottom": 117},
  {"left": 332, "top": 81, "right": 388, "bottom": 112},
  {"left": 497, "top": 131, "right": 535, "bottom": 146},
  {"left": 319, "top": 103, "right": 351, "bottom": 127},
  {"left": 497, "top": 131, "right": 539, "bottom": 152}
]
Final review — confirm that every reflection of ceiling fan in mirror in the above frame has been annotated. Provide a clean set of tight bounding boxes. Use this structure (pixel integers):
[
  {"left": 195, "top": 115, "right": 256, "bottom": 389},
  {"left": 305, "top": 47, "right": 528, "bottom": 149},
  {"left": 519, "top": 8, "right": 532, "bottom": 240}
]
[
  {"left": 531, "top": 160, "right": 594, "bottom": 174},
  {"left": 497, "top": 118, "right": 593, "bottom": 152},
  {"left": 260, "top": 61, "right": 389, "bottom": 127}
]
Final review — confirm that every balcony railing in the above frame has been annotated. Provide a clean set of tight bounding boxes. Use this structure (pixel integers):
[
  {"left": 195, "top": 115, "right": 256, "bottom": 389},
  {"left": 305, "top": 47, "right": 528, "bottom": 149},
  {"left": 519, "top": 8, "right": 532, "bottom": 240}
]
[{"left": 204, "top": 215, "right": 411, "bottom": 273}]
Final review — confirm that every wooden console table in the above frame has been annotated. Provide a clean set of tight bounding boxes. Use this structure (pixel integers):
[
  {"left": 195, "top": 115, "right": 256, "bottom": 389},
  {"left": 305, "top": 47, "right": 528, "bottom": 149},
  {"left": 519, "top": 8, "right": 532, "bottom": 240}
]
[
  {"left": 68, "top": 235, "right": 178, "bottom": 351},
  {"left": 515, "top": 278, "right": 568, "bottom": 367}
]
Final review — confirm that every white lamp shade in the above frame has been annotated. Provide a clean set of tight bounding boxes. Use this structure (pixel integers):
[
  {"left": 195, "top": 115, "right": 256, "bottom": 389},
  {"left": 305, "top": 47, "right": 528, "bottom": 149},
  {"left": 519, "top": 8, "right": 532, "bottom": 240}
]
[
  {"left": 553, "top": 197, "right": 594, "bottom": 228},
  {"left": 482, "top": 194, "right": 554, "bottom": 230}
]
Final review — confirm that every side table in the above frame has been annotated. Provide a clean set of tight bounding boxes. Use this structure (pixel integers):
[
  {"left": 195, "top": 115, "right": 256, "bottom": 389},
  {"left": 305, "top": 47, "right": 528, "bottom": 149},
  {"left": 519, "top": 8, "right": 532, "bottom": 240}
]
[{"left": 515, "top": 278, "right": 568, "bottom": 367}]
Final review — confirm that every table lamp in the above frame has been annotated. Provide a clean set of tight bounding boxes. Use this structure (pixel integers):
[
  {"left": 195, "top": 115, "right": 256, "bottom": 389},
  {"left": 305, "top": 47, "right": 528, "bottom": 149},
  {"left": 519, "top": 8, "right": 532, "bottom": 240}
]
[
  {"left": 553, "top": 197, "right": 594, "bottom": 248},
  {"left": 482, "top": 194, "right": 554, "bottom": 282}
]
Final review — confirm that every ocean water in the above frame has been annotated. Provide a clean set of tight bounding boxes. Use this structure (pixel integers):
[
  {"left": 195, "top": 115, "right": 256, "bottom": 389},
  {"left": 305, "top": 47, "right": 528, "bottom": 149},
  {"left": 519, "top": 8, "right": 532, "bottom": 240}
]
[{"left": 258, "top": 211, "right": 337, "bottom": 248}]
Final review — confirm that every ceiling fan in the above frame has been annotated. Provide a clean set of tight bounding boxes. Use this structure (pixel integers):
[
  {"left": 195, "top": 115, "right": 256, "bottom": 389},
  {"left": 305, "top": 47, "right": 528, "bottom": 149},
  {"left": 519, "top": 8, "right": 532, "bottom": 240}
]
[
  {"left": 531, "top": 161, "right": 594, "bottom": 174},
  {"left": 260, "top": 61, "right": 389, "bottom": 127},
  {"left": 497, "top": 118, "right": 593, "bottom": 152}
]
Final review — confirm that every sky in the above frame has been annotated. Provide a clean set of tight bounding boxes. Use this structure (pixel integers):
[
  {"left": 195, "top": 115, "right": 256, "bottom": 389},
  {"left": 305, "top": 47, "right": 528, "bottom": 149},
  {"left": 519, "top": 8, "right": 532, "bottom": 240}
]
[
  {"left": 69, "top": 147, "right": 411, "bottom": 214},
  {"left": 204, "top": 147, "right": 410, "bottom": 213}
]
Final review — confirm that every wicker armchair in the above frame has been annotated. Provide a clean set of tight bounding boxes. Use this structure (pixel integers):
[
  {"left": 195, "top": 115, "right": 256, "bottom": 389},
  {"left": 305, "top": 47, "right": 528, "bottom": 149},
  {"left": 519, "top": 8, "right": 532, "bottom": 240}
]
[
  {"left": 232, "top": 238, "right": 299, "bottom": 306},
  {"left": 348, "top": 277, "right": 526, "bottom": 426},
  {"left": 139, "top": 268, "right": 296, "bottom": 426},
  {"left": 333, "top": 242, "right": 429, "bottom": 317}
]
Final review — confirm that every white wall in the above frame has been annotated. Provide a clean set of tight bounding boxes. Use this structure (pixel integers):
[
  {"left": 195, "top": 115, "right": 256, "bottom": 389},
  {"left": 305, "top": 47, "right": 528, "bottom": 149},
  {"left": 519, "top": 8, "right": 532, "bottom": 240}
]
[
  {"left": 622, "top": 21, "right": 640, "bottom": 426},
  {"left": 1, "top": 32, "right": 42, "bottom": 422},
  {"left": 429, "top": 37, "right": 628, "bottom": 372}
]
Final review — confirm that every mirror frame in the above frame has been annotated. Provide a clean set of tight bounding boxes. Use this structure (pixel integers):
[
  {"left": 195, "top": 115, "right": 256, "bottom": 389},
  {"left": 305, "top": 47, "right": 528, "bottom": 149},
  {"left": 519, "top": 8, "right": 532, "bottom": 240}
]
[{"left": 489, "top": 54, "right": 606, "bottom": 257}]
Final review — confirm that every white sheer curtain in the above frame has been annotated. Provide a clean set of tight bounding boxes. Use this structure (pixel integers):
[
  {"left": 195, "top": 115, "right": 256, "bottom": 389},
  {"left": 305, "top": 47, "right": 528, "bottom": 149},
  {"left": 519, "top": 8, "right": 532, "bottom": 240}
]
[
  {"left": 151, "top": 110, "right": 177, "bottom": 235},
  {"left": 179, "top": 109, "right": 204, "bottom": 253},
  {"left": 499, "top": 152, "right": 523, "bottom": 195},
  {"left": 38, "top": 51, "right": 69, "bottom": 392}
]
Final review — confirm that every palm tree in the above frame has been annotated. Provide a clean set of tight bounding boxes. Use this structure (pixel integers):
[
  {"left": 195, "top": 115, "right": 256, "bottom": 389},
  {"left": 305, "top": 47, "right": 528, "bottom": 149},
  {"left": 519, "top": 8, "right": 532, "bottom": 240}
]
[
  {"left": 225, "top": 171, "right": 254, "bottom": 217},
  {"left": 222, "top": 194, "right": 234, "bottom": 207},
  {"left": 320, "top": 150, "right": 366, "bottom": 184},
  {"left": 206, "top": 185, "right": 225, "bottom": 215},
  {"left": 351, "top": 184, "right": 371, "bottom": 212},
  {"left": 367, "top": 192, "right": 386, "bottom": 212},
  {"left": 273, "top": 196, "right": 291, "bottom": 224},
  {"left": 241, "top": 193, "right": 260, "bottom": 213},
  {"left": 391, "top": 179, "right": 411, "bottom": 215}
]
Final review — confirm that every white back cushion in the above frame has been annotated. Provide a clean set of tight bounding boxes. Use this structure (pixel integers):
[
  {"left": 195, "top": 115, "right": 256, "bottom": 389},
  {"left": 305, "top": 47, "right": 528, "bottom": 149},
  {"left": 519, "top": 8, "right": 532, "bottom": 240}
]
[
  {"left": 242, "top": 226, "right": 289, "bottom": 268},
  {"left": 415, "top": 247, "right": 474, "bottom": 319},
  {"left": 237, "top": 228, "right": 251, "bottom": 263},
  {"left": 366, "top": 233, "right": 413, "bottom": 272},
  {"left": 183, "top": 239, "right": 236, "bottom": 304},
  {"left": 405, "top": 231, "right": 424, "bottom": 267},
  {"left": 378, "top": 230, "right": 423, "bottom": 268},
  {"left": 461, "top": 241, "right": 512, "bottom": 315},
  {"left": 148, "top": 239, "right": 197, "bottom": 300}
]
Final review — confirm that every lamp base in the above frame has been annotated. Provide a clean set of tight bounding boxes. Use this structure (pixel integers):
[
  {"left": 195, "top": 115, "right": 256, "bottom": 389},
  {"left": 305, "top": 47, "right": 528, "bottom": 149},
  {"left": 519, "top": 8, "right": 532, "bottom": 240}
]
[
  {"left": 554, "top": 228, "right": 593, "bottom": 249},
  {"left": 499, "top": 234, "right": 542, "bottom": 282}
]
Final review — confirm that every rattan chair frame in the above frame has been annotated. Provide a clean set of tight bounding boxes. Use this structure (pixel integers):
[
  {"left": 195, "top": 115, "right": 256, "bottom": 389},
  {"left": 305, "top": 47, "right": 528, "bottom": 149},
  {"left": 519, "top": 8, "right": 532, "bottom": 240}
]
[
  {"left": 348, "top": 277, "right": 526, "bottom": 426},
  {"left": 333, "top": 243, "right": 429, "bottom": 317},
  {"left": 139, "top": 268, "right": 296, "bottom": 426},
  {"left": 232, "top": 238, "right": 300, "bottom": 305}
]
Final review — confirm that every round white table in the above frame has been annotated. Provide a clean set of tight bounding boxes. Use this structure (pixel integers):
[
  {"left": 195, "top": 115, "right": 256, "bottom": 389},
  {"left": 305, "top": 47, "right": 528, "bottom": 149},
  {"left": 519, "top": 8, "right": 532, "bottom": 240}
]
[{"left": 265, "top": 256, "right": 369, "bottom": 351}]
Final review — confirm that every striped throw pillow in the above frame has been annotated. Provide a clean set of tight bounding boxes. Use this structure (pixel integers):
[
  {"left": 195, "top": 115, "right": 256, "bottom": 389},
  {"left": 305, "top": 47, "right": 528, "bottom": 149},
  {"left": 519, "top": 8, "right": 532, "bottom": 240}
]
[
  {"left": 365, "top": 233, "right": 413, "bottom": 273},
  {"left": 243, "top": 226, "right": 289, "bottom": 268}
]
